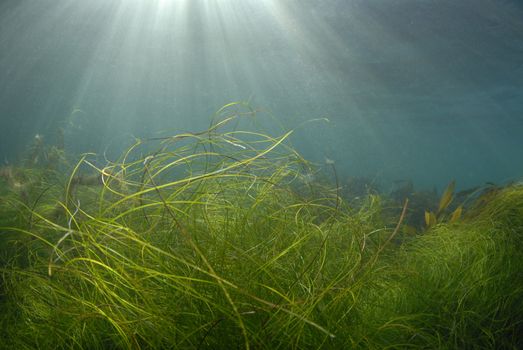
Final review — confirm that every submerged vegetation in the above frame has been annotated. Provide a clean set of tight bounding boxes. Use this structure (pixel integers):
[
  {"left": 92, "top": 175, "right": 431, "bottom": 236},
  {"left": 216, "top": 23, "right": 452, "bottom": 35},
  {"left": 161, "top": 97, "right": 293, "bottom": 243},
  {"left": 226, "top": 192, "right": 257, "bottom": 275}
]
[{"left": 1, "top": 103, "right": 522, "bottom": 349}]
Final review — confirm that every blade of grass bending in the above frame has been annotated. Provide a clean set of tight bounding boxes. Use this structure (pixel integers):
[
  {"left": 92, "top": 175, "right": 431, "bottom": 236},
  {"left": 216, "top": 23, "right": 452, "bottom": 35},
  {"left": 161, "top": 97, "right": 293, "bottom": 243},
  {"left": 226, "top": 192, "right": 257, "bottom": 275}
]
[
  {"left": 103, "top": 130, "right": 293, "bottom": 215},
  {"left": 48, "top": 200, "right": 80, "bottom": 276}
]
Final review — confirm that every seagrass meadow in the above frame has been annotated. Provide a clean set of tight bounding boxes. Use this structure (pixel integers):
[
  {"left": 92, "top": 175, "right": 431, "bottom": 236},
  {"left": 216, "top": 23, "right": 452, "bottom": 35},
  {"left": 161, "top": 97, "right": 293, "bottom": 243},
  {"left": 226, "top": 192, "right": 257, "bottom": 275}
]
[
  {"left": 2, "top": 2, "right": 523, "bottom": 348},
  {"left": 1, "top": 104, "right": 522, "bottom": 349}
]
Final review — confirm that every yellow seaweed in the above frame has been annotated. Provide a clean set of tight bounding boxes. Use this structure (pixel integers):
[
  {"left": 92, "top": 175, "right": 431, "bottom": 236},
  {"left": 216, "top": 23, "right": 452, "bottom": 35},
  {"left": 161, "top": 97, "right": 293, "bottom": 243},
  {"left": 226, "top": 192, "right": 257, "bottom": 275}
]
[
  {"left": 425, "top": 210, "right": 437, "bottom": 228},
  {"left": 449, "top": 205, "right": 463, "bottom": 223},
  {"left": 438, "top": 180, "right": 455, "bottom": 214}
]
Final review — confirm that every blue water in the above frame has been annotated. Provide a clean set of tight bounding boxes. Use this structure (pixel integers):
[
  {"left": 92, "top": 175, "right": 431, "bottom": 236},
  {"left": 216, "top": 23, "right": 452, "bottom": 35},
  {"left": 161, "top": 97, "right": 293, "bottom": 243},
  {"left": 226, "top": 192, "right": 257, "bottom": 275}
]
[{"left": 1, "top": 0, "right": 522, "bottom": 191}]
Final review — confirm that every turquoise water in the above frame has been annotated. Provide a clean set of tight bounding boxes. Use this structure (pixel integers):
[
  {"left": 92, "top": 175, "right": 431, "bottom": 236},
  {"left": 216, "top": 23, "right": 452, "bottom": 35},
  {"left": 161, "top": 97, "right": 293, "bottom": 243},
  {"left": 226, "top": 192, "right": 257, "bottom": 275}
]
[{"left": 1, "top": 0, "right": 522, "bottom": 190}]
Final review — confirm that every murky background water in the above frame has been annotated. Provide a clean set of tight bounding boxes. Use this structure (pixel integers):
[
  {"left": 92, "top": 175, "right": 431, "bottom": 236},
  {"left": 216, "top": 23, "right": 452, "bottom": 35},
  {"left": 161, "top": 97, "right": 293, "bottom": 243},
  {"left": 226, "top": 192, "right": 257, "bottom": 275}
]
[{"left": 1, "top": 0, "right": 522, "bottom": 190}]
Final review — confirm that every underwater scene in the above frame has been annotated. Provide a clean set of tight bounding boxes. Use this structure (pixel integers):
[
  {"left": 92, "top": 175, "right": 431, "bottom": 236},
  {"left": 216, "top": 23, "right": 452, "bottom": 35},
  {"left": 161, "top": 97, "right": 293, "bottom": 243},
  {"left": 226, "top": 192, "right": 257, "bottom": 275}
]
[{"left": 1, "top": 0, "right": 523, "bottom": 349}]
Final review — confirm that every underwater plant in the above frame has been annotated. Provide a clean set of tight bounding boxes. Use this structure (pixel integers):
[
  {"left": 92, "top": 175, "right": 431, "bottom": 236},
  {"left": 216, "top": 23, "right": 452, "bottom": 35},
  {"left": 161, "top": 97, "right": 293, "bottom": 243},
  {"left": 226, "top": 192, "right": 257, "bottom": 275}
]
[
  {"left": 423, "top": 180, "right": 463, "bottom": 229},
  {"left": 0, "top": 103, "right": 522, "bottom": 349}
]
